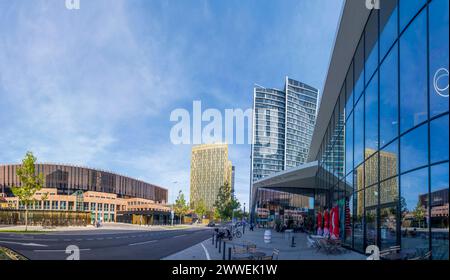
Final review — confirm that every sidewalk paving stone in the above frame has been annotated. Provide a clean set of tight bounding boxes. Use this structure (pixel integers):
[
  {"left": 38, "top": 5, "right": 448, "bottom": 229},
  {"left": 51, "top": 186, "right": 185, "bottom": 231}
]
[{"left": 164, "top": 228, "right": 366, "bottom": 260}]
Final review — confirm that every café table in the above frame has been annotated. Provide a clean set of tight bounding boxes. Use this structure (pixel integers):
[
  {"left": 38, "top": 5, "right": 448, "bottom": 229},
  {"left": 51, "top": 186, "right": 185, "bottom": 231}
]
[{"left": 251, "top": 251, "right": 267, "bottom": 260}]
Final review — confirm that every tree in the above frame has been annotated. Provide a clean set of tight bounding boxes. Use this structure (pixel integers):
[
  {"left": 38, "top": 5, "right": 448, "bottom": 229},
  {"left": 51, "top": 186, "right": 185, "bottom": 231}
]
[
  {"left": 174, "top": 190, "right": 189, "bottom": 224},
  {"left": 233, "top": 209, "right": 248, "bottom": 220},
  {"left": 212, "top": 208, "right": 221, "bottom": 221},
  {"left": 413, "top": 201, "right": 426, "bottom": 228},
  {"left": 400, "top": 196, "right": 408, "bottom": 214},
  {"left": 194, "top": 199, "right": 207, "bottom": 221},
  {"left": 214, "top": 181, "right": 240, "bottom": 221},
  {"left": 11, "top": 152, "right": 45, "bottom": 231}
]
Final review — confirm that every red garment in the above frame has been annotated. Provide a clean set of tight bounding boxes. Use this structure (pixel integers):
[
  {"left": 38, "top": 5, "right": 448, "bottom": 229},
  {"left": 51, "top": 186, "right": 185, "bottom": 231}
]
[
  {"left": 328, "top": 207, "right": 334, "bottom": 235},
  {"left": 323, "top": 209, "right": 330, "bottom": 231},
  {"left": 332, "top": 206, "right": 340, "bottom": 238}
]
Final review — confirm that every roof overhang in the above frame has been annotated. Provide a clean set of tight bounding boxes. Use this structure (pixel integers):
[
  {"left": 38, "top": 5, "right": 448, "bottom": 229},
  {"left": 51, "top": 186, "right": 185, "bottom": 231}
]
[
  {"left": 251, "top": 161, "right": 352, "bottom": 203},
  {"left": 253, "top": 161, "right": 319, "bottom": 191},
  {"left": 308, "top": 0, "right": 371, "bottom": 162}
]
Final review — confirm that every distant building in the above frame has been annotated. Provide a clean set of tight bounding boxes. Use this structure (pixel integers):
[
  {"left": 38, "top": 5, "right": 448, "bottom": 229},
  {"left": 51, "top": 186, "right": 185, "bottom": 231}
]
[
  {"left": 0, "top": 163, "right": 170, "bottom": 224},
  {"left": 356, "top": 149, "right": 398, "bottom": 216},
  {"left": 190, "top": 143, "right": 233, "bottom": 209}
]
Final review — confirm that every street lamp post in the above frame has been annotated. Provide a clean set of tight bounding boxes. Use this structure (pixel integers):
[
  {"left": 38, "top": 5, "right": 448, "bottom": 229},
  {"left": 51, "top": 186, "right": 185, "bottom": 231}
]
[
  {"left": 171, "top": 205, "right": 174, "bottom": 227},
  {"left": 171, "top": 181, "right": 179, "bottom": 227}
]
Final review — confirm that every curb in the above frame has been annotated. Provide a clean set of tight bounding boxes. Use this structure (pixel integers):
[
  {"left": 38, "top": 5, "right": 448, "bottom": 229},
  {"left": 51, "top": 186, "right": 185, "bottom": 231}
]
[{"left": 0, "top": 246, "right": 28, "bottom": 260}]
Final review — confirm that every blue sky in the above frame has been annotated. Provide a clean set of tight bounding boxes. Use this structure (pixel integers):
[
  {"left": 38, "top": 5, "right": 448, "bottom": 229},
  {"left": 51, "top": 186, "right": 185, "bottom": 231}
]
[{"left": 0, "top": 0, "right": 343, "bottom": 205}]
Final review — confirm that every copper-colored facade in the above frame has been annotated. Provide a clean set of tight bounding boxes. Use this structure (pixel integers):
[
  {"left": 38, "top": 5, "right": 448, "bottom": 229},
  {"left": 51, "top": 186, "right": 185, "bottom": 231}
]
[{"left": 0, "top": 164, "right": 168, "bottom": 203}]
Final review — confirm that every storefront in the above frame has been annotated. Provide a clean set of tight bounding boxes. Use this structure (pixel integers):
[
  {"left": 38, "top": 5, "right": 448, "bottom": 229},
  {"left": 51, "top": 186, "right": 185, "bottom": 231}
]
[{"left": 251, "top": 0, "right": 449, "bottom": 260}]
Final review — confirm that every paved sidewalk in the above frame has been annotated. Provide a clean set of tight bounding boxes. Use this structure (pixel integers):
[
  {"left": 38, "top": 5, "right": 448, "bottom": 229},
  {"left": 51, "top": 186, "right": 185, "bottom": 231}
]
[{"left": 164, "top": 228, "right": 366, "bottom": 260}]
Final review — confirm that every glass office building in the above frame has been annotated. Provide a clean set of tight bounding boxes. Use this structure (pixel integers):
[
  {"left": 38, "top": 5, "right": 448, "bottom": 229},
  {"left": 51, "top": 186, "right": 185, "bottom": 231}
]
[
  {"left": 315, "top": 0, "right": 449, "bottom": 258},
  {"left": 285, "top": 78, "right": 319, "bottom": 169},
  {"left": 252, "top": 0, "right": 448, "bottom": 260},
  {"left": 251, "top": 78, "right": 319, "bottom": 219},
  {"left": 251, "top": 78, "right": 319, "bottom": 182},
  {"left": 252, "top": 86, "right": 286, "bottom": 182}
]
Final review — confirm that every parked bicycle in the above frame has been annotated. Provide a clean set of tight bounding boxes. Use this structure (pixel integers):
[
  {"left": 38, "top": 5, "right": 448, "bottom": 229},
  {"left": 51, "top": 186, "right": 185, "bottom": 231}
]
[
  {"left": 232, "top": 227, "right": 242, "bottom": 238},
  {"left": 215, "top": 226, "right": 242, "bottom": 240}
]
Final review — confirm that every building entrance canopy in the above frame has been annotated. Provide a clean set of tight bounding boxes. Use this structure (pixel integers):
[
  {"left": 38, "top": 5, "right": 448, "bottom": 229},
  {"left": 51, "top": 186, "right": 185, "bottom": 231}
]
[{"left": 251, "top": 161, "right": 351, "bottom": 207}]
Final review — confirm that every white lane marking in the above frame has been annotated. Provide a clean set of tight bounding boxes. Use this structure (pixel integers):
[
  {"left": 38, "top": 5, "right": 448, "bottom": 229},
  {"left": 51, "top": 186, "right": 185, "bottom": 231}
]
[
  {"left": 0, "top": 240, "right": 48, "bottom": 247},
  {"left": 173, "top": 234, "right": 187, "bottom": 238},
  {"left": 0, "top": 237, "right": 58, "bottom": 241},
  {"left": 201, "top": 242, "right": 211, "bottom": 260},
  {"left": 128, "top": 240, "right": 157, "bottom": 246},
  {"left": 33, "top": 249, "right": 91, "bottom": 252}
]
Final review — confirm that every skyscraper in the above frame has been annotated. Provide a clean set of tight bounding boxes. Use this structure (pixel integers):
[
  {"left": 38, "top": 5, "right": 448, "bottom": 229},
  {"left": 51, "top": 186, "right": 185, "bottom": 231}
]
[
  {"left": 190, "top": 143, "right": 233, "bottom": 210},
  {"left": 250, "top": 77, "right": 319, "bottom": 208}
]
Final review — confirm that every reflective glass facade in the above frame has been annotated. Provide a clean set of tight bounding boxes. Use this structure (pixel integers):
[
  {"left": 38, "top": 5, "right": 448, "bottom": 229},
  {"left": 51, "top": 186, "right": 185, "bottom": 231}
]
[
  {"left": 251, "top": 78, "right": 319, "bottom": 182},
  {"left": 251, "top": 78, "right": 319, "bottom": 215},
  {"left": 315, "top": 0, "right": 449, "bottom": 259},
  {"left": 285, "top": 78, "right": 319, "bottom": 168},
  {"left": 0, "top": 164, "right": 168, "bottom": 203},
  {"left": 252, "top": 87, "right": 286, "bottom": 181}
]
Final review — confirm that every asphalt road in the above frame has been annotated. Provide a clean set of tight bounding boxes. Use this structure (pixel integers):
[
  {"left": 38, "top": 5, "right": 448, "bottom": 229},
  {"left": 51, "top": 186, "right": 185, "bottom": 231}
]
[{"left": 0, "top": 228, "right": 213, "bottom": 260}]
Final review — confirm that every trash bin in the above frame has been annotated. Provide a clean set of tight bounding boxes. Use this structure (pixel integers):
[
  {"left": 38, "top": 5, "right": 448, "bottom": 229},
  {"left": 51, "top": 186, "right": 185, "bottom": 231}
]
[
  {"left": 285, "top": 229, "right": 293, "bottom": 240},
  {"left": 264, "top": 230, "right": 272, "bottom": 244}
]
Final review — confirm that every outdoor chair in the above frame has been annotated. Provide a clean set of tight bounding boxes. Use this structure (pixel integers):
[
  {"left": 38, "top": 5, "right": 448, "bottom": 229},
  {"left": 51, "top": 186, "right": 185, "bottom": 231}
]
[
  {"left": 307, "top": 235, "right": 320, "bottom": 249},
  {"left": 318, "top": 238, "right": 342, "bottom": 255},
  {"left": 232, "top": 246, "right": 248, "bottom": 254},
  {"left": 248, "top": 247, "right": 258, "bottom": 253},
  {"left": 272, "top": 248, "right": 280, "bottom": 260},
  {"left": 317, "top": 238, "right": 329, "bottom": 253}
]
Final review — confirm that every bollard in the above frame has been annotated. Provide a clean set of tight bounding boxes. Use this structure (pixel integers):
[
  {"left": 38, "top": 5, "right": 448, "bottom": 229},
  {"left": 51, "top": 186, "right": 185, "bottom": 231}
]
[
  {"left": 291, "top": 236, "right": 296, "bottom": 247},
  {"left": 222, "top": 241, "right": 226, "bottom": 260},
  {"left": 212, "top": 233, "right": 215, "bottom": 245},
  {"left": 228, "top": 247, "right": 232, "bottom": 260},
  {"left": 216, "top": 236, "right": 218, "bottom": 248},
  {"left": 219, "top": 239, "right": 221, "bottom": 253},
  {"left": 243, "top": 225, "right": 245, "bottom": 235}
]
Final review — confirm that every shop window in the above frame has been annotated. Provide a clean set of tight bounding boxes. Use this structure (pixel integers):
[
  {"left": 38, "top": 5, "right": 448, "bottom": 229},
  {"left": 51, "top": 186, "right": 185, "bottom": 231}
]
[
  {"left": 380, "top": 0, "right": 398, "bottom": 59},
  {"left": 400, "top": 124, "right": 428, "bottom": 173},
  {"left": 400, "top": 11, "right": 428, "bottom": 133},
  {"left": 400, "top": 167, "right": 429, "bottom": 255},
  {"left": 430, "top": 163, "right": 449, "bottom": 260},
  {"left": 430, "top": 115, "right": 449, "bottom": 164},
  {"left": 380, "top": 44, "right": 399, "bottom": 146}
]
